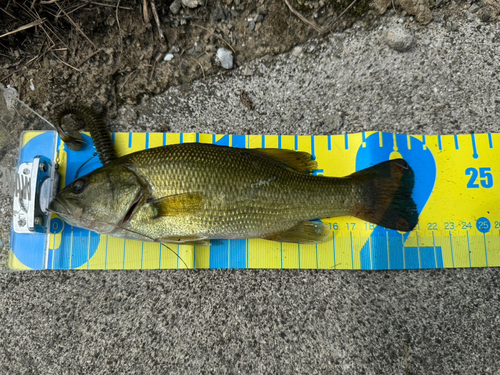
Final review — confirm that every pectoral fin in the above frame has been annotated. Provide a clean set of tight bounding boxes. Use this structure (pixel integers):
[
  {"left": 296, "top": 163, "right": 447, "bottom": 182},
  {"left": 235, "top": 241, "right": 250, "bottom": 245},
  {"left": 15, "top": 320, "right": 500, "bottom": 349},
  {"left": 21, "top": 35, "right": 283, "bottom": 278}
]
[
  {"left": 158, "top": 235, "right": 211, "bottom": 247},
  {"left": 150, "top": 192, "right": 204, "bottom": 218},
  {"left": 262, "top": 221, "right": 329, "bottom": 244}
]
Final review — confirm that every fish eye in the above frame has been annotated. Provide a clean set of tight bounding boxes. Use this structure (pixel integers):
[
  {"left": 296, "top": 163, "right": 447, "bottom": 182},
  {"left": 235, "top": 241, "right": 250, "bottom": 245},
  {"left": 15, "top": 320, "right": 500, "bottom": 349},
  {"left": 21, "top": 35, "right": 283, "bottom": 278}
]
[{"left": 73, "top": 179, "right": 85, "bottom": 194}]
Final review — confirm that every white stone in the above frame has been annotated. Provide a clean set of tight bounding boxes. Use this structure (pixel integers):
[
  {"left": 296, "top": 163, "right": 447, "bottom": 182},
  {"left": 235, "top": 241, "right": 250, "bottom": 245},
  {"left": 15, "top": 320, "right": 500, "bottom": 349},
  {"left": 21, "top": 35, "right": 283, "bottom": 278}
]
[{"left": 217, "top": 48, "right": 233, "bottom": 69}]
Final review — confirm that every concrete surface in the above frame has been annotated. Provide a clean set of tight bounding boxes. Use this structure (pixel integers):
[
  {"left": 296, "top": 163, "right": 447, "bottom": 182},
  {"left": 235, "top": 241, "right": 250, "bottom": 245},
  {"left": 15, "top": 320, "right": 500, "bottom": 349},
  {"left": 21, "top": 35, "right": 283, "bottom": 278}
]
[{"left": 1, "top": 12, "right": 500, "bottom": 374}]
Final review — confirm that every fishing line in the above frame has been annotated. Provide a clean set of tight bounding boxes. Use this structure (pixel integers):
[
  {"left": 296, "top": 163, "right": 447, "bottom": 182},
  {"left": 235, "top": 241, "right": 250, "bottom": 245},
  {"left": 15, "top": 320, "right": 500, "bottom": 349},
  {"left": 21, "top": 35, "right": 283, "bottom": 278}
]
[
  {"left": 46, "top": 208, "right": 189, "bottom": 268},
  {"left": 74, "top": 152, "right": 98, "bottom": 180},
  {"left": 116, "top": 225, "right": 189, "bottom": 269}
]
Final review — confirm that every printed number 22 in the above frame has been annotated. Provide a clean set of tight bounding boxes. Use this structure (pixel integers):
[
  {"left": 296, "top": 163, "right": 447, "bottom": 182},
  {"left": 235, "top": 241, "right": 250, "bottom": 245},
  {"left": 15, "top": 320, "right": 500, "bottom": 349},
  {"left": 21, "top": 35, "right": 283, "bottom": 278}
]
[{"left": 466, "top": 167, "right": 493, "bottom": 189}]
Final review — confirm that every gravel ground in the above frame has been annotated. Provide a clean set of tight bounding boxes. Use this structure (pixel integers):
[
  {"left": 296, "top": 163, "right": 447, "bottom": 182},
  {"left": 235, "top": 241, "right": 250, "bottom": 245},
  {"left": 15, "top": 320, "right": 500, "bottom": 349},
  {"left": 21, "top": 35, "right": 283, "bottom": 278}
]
[{"left": 1, "top": 11, "right": 500, "bottom": 375}]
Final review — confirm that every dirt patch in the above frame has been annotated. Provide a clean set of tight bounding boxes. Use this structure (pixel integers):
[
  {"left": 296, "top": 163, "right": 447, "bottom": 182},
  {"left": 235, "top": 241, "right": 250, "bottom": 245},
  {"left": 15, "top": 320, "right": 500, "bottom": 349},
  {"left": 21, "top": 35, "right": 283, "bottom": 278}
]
[
  {"left": 1, "top": 0, "right": 499, "bottom": 124},
  {"left": 1, "top": 0, "right": 397, "bottom": 120}
]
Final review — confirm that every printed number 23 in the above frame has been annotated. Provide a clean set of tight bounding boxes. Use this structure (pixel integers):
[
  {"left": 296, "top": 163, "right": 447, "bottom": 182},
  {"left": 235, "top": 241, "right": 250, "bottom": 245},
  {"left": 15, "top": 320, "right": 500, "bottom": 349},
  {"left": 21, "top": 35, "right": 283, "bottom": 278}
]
[{"left": 466, "top": 167, "right": 493, "bottom": 189}]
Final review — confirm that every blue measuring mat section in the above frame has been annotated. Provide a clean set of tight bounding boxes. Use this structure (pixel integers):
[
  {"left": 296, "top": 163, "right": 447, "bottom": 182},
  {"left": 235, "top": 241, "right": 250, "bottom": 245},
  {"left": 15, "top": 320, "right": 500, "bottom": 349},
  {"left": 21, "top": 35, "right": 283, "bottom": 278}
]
[
  {"left": 229, "top": 239, "right": 247, "bottom": 269},
  {"left": 9, "top": 131, "right": 500, "bottom": 270}
]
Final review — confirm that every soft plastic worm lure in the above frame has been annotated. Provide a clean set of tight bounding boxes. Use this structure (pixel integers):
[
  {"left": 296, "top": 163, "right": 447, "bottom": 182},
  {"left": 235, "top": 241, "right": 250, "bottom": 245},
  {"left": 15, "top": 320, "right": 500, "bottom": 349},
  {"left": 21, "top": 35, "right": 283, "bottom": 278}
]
[{"left": 54, "top": 104, "right": 116, "bottom": 165}]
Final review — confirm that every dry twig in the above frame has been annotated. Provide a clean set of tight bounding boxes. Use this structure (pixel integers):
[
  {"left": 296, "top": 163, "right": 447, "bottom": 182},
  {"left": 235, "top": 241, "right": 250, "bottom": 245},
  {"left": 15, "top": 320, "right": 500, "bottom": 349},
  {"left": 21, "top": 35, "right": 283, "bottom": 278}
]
[
  {"left": 77, "top": 48, "right": 104, "bottom": 67},
  {"left": 90, "top": 2, "right": 134, "bottom": 10},
  {"left": 142, "top": 0, "right": 149, "bottom": 22},
  {"left": 0, "top": 6, "right": 17, "bottom": 19},
  {"left": 116, "top": 0, "right": 123, "bottom": 51},
  {"left": 52, "top": 53, "right": 82, "bottom": 72},
  {"left": 0, "top": 19, "right": 44, "bottom": 39},
  {"left": 324, "top": 0, "right": 359, "bottom": 33},
  {"left": 149, "top": 0, "right": 166, "bottom": 43},
  {"left": 283, "top": 0, "right": 322, "bottom": 34},
  {"left": 55, "top": 1, "right": 96, "bottom": 48},
  {"left": 195, "top": 59, "right": 205, "bottom": 80}
]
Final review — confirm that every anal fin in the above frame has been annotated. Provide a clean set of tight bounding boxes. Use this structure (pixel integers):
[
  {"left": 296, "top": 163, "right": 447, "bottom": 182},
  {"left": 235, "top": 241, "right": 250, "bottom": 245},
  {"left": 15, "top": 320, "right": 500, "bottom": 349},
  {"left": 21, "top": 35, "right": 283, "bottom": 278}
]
[{"left": 263, "top": 221, "right": 329, "bottom": 244}]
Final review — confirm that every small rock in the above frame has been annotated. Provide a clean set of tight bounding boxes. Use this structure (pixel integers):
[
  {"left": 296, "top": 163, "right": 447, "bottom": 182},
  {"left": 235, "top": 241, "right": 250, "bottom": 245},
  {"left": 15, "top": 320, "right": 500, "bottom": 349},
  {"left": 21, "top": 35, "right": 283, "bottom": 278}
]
[
  {"left": 182, "top": 0, "right": 201, "bottom": 8},
  {"left": 465, "top": 11, "right": 475, "bottom": 22},
  {"left": 170, "top": 0, "right": 181, "bottom": 14},
  {"left": 255, "top": 14, "right": 264, "bottom": 22},
  {"left": 163, "top": 53, "right": 174, "bottom": 61},
  {"left": 291, "top": 46, "right": 303, "bottom": 56},
  {"left": 323, "top": 113, "right": 343, "bottom": 132},
  {"left": 383, "top": 27, "right": 414, "bottom": 52},
  {"left": 479, "top": 10, "right": 491, "bottom": 22},
  {"left": 248, "top": 21, "right": 255, "bottom": 31},
  {"left": 242, "top": 66, "right": 254, "bottom": 76},
  {"left": 448, "top": 21, "right": 459, "bottom": 32},
  {"left": 217, "top": 48, "right": 233, "bottom": 69},
  {"left": 187, "top": 45, "right": 202, "bottom": 55},
  {"left": 469, "top": 3, "right": 481, "bottom": 13},
  {"left": 169, "top": 46, "right": 181, "bottom": 54},
  {"left": 181, "top": 62, "right": 189, "bottom": 71},
  {"left": 213, "top": 5, "right": 225, "bottom": 23}
]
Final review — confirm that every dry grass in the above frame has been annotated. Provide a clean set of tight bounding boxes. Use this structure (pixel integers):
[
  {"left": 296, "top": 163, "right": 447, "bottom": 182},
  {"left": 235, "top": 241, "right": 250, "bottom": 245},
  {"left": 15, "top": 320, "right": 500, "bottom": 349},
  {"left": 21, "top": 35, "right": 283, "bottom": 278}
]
[{"left": 0, "top": 0, "right": 141, "bottom": 84}]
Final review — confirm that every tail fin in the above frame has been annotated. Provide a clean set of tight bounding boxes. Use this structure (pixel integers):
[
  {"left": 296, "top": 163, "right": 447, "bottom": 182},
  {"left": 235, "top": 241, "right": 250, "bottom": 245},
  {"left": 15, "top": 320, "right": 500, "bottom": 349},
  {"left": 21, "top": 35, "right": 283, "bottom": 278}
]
[{"left": 349, "top": 159, "right": 418, "bottom": 232}]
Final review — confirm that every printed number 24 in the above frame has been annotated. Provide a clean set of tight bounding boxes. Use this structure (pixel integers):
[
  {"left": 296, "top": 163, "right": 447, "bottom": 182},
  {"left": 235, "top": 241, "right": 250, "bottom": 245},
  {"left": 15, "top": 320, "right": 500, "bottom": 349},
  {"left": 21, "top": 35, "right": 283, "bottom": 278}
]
[{"left": 466, "top": 167, "right": 493, "bottom": 189}]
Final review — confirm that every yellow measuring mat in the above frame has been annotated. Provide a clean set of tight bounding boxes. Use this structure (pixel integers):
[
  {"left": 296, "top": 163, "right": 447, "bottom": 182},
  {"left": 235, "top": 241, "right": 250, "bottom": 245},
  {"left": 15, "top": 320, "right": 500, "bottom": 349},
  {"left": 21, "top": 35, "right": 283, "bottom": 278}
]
[{"left": 9, "top": 131, "right": 500, "bottom": 270}]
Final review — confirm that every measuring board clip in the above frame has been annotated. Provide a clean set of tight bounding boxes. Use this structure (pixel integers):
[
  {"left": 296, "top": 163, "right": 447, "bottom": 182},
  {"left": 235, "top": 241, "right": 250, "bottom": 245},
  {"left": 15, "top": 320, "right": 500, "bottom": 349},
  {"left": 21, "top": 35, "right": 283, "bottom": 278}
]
[{"left": 13, "top": 156, "right": 60, "bottom": 234}]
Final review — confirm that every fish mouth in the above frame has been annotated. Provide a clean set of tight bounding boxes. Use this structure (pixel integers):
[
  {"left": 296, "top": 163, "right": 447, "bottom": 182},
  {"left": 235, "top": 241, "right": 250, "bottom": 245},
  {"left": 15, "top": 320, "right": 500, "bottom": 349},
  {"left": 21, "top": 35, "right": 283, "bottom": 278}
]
[
  {"left": 48, "top": 197, "right": 70, "bottom": 216},
  {"left": 48, "top": 197, "right": 83, "bottom": 221}
]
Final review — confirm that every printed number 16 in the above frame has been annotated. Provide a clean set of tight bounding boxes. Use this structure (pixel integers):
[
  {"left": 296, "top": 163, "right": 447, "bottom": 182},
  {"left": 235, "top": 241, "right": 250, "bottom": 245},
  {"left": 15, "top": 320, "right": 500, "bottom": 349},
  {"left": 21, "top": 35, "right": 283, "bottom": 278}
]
[{"left": 466, "top": 167, "right": 493, "bottom": 189}]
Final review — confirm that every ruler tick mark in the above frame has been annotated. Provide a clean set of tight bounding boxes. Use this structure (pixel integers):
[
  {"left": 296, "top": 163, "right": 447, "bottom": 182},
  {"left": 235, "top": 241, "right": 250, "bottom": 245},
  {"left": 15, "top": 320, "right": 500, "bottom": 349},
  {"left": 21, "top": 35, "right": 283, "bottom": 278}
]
[
  {"left": 471, "top": 134, "right": 479, "bottom": 159},
  {"left": 467, "top": 231, "right": 472, "bottom": 267}
]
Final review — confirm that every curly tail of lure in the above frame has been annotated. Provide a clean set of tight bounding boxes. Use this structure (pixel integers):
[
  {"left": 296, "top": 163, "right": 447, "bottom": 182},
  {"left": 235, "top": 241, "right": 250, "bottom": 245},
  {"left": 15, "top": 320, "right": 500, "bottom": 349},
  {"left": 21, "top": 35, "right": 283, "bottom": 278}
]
[{"left": 54, "top": 104, "right": 117, "bottom": 166}]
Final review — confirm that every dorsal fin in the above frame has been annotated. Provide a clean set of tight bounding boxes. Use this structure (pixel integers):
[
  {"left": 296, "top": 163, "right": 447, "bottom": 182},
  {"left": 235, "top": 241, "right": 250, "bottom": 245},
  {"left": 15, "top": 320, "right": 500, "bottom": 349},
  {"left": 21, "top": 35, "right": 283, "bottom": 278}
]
[
  {"left": 253, "top": 148, "right": 317, "bottom": 173},
  {"left": 150, "top": 192, "right": 204, "bottom": 217}
]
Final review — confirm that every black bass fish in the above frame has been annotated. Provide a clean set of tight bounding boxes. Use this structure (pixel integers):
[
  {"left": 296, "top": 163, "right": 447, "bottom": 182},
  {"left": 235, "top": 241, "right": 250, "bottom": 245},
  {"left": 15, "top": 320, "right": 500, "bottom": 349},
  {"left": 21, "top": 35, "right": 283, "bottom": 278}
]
[{"left": 48, "top": 143, "right": 418, "bottom": 246}]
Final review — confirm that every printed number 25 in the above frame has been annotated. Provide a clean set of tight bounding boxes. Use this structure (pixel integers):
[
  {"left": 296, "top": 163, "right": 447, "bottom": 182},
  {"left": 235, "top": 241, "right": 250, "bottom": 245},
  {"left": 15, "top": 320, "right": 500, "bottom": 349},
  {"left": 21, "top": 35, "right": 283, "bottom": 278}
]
[{"left": 466, "top": 167, "right": 493, "bottom": 189}]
